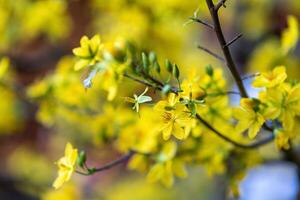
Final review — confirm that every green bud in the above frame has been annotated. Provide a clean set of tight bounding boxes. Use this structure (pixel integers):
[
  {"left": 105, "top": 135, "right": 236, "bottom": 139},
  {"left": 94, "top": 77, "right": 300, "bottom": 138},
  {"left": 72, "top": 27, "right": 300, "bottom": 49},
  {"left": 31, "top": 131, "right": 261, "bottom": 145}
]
[
  {"left": 162, "top": 84, "right": 171, "bottom": 94},
  {"left": 148, "top": 51, "right": 157, "bottom": 64},
  {"left": 142, "top": 52, "right": 149, "bottom": 72},
  {"left": 153, "top": 61, "right": 161, "bottom": 73},
  {"left": 165, "top": 59, "right": 173, "bottom": 73},
  {"left": 88, "top": 167, "right": 96, "bottom": 175},
  {"left": 188, "top": 101, "right": 197, "bottom": 116},
  {"left": 77, "top": 150, "right": 87, "bottom": 168},
  {"left": 205, "top": 65, "right": 214, "bottom": 76},
  {"left": 172, "top": 64, "right": 180, "bottom": 79}
]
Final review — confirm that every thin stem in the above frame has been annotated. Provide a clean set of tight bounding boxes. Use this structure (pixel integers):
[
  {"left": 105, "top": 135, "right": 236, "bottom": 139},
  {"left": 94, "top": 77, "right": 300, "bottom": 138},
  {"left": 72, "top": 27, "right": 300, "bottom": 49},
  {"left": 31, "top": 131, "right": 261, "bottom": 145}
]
[
  {"left": 94, "top": 150, "right": 135, "bottom": 172},
  {"left": 124, "top": 73, "right": 161, "bottom": 89},
  {"left": 197, "top": 45, "right": 225, "bottom": 62},
  {"left": 207, "top": 90, "right": 240, "bottom": 97},
  {"left": 242, "top": 73, "right": 260, "bottom": 80},
  {"left": 189, "top": 17, "right": 214, "bottom": 29},
  {"left": 195, "top": 113, "right": 274, "bottom": 149},
  {"left": 223, "top": 33, "right": 243, "bottom": 48},
  {"left": 205, "top": 0, "right": 248, "bottom": 98},
  {"left": 124, "top": 72, "right": 180, "bottom": 93}
]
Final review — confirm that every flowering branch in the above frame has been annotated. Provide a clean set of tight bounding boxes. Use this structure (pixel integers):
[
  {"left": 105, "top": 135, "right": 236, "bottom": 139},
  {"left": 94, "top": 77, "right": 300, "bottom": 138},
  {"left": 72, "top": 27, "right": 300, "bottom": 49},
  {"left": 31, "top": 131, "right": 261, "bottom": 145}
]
[{"left": 124, "top": 70, "right": 274, "bottom": 149}]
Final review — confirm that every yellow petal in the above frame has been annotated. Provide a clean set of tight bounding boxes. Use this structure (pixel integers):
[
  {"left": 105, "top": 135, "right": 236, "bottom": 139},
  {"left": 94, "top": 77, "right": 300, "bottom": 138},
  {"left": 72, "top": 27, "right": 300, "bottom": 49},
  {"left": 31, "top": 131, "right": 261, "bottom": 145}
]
[
  {"left": 162, "top": 123, "right": 173, "bottom": 140},
  {"left": 161, "top": 162, "right": 174, "bottom": 188},
  {"left": 90, "top": 35, "right": 101, "bottom": 53},
  {"left": 172, "top": 124, "right": 185, "bottom": 140},
  {"left": 147, "top": 163, "right": 164, "bottom": 183},
  {"left": 80, "top": 36, "right": 89, "bottom": 47},
  {"left": 172, "top": 160, "right": 187, "bottom": 178},
  {"left": 53, "top": 171, "right": 69, "bottom": 189},
  {"left": 74, "top": 60, "right": 89, "bottom": 71},
  {"left": 281, "top": 15, "right": 299, "bottom": 54},
  {"left": 65, "top": 143, "right": 78, "bottom": 165},
  {"left": 248, "top": 115, "right": 264, "bottom": 139},
  {"left": 161, "top": 141, "right": 177, "bottom": 160},
  {"left": 281, "top": 111, "right": 295, "bottom": 131}
]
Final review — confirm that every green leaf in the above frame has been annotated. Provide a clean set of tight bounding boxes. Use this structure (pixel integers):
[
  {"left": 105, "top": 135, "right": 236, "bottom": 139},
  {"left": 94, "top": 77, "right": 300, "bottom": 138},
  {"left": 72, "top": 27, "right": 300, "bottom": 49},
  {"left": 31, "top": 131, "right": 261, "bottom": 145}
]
[
  {"left": 77, "top": 151, "right": 87, "bottom": 168},
  {"left": 172, "top": 64, "right": 180, "bottom": 79},
  {"left": 205, "top": 64, "right": 214, "bottom": 76},
  {"left": 162, "top": 84, "right": 172, "bottom": 94},
  {"left": 148, "top": 51, "right": 157, "bottom": 64},
  {"left": 153, "top": 61, "right": 161, "bottom": 73},
  {"left": 165, "top": 59, "right": 173, "bottom": 73},
  {"left": 142, "top": 52, "right": 149, "bottom": 73}
]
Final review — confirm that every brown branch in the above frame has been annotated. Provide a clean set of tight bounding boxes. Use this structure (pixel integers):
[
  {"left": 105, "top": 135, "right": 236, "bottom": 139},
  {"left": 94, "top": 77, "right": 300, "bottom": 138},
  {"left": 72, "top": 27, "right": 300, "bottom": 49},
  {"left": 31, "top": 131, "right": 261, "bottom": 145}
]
[
  {"left": 205, "top": 0, "right": 248, "bottom": 98},
  {"left": 197, "top": 45, "right": 225, "bottom": 62},
  {"left": 215, "top": 0, "right": 227, "bottom": 11}
]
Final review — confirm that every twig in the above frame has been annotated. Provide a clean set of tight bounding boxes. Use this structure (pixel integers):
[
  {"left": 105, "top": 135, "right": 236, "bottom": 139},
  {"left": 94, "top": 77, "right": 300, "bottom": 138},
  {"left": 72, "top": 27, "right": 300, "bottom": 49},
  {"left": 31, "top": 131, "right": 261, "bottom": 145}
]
[
  {"left": 124, "top": 73, "right": 161, "bottom": 89},
  {"left": 205, "top": 0, "right": 248, "bottom": 98},
  {"left": 207, "top": 91, "right": 240, "bottom": 97},
  {"left": 223, "top": 33, "right": 243, "bottom": 48},
  {"left": 215, "top": 0, "right": 227, "bottom": 11},
  {"left": 76, "top": 150, "right": 136, "bottom": 176},
  {"left": 197, "top": 45, "right": 225, "bottom": 62},
  {"left": 124, "top": 72, "right": 180, "bottom": 93},
  {"left": 189, "top": 17, "right": 214, "bottom": 30},
  {"left": 242, "top": 73, "right": 260, "bottom": 80},
  {"left": 94, "top": 150, "right": 135, "bottom": 172},
  {"left": 195, "top": 113, "right": 274, "bottom": 149}
]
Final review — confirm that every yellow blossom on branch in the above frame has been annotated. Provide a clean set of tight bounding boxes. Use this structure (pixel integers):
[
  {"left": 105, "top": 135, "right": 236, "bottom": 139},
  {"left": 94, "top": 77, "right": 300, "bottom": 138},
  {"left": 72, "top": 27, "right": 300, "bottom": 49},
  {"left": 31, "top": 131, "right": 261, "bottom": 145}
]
[
  {"left": 252, "top": 66, "right": 287, "bottom": 88},
  {"left": 147, "top": 141, "right": 187, "bottom": 187},
  {"left": 73, "top": 35, "right": 103, "bottom": 71},
  {"left": 261, "top": 84, "right": 300, "bottom": 131},
  {"left": 53, "top": 142, "right": 78, "bottom": 189},
  {"left": 154, "top": 93, "right": 193, "bottom": 140},
  {"left": 233, "top": 98, "right": 265, "bottom": 139}
]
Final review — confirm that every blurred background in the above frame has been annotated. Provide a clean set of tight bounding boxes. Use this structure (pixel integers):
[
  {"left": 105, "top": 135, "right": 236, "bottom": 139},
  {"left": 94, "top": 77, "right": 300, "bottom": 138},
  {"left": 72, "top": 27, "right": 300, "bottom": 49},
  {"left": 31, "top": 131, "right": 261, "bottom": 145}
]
[{"left": 0, "top": 0, "right": 299, "bottom": 199}]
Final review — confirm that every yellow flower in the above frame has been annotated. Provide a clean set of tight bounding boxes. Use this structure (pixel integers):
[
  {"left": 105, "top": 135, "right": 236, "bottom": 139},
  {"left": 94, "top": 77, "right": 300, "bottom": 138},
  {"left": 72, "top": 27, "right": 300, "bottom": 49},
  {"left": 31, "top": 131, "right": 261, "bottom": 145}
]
[
  {"left": 281, "top": 15, "right": 299, "bottom": 55},
  {"left": 252, "top": 66, "right": 287, "bottom": 88},
  {"left": 233, "top": 98, "right": 265, "bottom": 139},
  {"left": 154, "top": 93, "right": 193, "bottom": 140},
  {"left": 147, "top": 141, "right": 187, "bottom": 187},
  {"left": 274, "top": 129, "right": 291, "bottom": 150},
  {"left": 147, "top": 159, "right": 187, "bottom": 188},
  {"left": 53, "top": 143, "right": 78, "bottom": 189},
  {"left": 201, "top": 68, "right": 226, "bottom": 91},
  {"left": 262, "top": 84, "right": 300, "bottom": 131},
  {"left": 180, "top": 78, "right": 205, "bottom": 100},
  {"left": 72, "top": 35, "right": 103, "bottom": 71}
]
